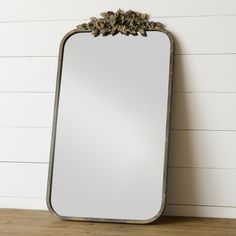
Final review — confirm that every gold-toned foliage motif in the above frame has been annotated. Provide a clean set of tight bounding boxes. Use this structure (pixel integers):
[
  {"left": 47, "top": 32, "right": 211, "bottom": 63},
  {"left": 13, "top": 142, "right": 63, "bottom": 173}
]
[{"left": 77, "top": 9, "right": 163, "bottom": 37}]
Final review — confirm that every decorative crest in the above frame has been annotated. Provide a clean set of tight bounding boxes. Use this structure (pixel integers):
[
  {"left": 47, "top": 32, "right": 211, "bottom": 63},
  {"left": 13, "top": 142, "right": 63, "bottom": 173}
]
[{"left": 77, "top": 9, "right": 163, "bottom": 37}]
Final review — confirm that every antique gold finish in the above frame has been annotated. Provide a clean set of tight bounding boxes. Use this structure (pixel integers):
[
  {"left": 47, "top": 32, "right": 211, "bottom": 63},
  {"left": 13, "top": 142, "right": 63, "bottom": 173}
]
[{"left": 77, "top": 9, "right": 163, "bottom": 37}]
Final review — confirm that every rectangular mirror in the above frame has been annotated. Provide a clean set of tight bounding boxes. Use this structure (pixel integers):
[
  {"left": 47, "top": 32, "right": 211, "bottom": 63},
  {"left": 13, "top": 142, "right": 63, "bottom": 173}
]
[{"left": 47, "top": 23, "right": 174, "bottom": 224}]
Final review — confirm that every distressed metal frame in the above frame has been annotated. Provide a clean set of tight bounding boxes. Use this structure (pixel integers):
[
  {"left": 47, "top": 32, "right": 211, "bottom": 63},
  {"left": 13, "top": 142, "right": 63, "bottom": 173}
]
[{"left": 47, "top": 27, "right": 175, "bottom": 224}]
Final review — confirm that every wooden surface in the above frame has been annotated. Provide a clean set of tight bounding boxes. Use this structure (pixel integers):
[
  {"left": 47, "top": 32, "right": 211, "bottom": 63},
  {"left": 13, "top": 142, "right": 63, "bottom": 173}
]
[{"left": 0, "top": 209, "right": 235, "bottom": 236}]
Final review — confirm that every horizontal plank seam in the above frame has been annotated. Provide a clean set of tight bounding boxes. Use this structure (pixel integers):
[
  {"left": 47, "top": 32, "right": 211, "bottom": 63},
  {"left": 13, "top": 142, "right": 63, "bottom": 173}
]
[
  {"left": 2, "top": 91, "right": 236, "bottom": 94},
  {"left": 167, "top": 203, "right": 236, "bottom": 209},
  {"left": 173, "top": 92, "right": 236, "bottom": 94},
  {"left": 0, "top": 15, "right": 220, "bottom": 24},
  {"left": 1, "top": 127, "right": 236, "bottom": 132},
  {"left": 168, "top": 166, "right": 236, "bottom": 170},
  {"left": 0, "top": 196, "right": 45, "bottom": 199},
  {"left": 0, "top": 92, "right": 54, "bottom": 94},
  {"left": 2, "top": 53, "right": 236, "bottom": 58},
  {"left": 175, "top": 53, "right": 236, "bottom": 56},
  {"left": 0, "top": 161, "right": 235, "bottom": 171},
  {"left": 2, "top": 14, "right": 236, "bottom": 24},
  {"left": 171, "top": 129, "right": 236, "bottom": 132},
  {"left": 0, "top": 126, "right": 52, "bottom": 129},
  {"left": 0, "top": 56, "right": 57, "bottom": 58},
  {"left": 172, "top": 129, "right": 236, "bottom": 132},
  {"left": 0, "top": 161, "right": 48, "bottom": 164}
]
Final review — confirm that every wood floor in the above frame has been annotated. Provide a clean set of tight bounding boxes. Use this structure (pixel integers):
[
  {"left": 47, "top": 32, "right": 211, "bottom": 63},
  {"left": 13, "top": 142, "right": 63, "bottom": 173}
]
[{"left": 0, "top": 209, "right": 235, "bottom": 236}]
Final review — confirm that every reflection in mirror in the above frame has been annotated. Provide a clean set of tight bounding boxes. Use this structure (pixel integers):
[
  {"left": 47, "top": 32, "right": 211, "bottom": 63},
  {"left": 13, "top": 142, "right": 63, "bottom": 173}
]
[{"left": 47, "top": 16, "right": 174, "bottom": 224}]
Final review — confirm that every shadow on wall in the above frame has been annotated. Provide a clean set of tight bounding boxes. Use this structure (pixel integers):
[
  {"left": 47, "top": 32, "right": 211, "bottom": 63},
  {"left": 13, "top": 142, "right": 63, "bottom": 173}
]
[{"left": 164, "top": 34, "right": 200, "bottom": 215}]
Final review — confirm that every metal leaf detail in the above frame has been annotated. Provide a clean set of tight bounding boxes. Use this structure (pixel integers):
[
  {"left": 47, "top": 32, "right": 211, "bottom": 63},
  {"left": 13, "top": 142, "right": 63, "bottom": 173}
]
[{"left": 76, "top": 9, "right": 163, "bottom": 37}]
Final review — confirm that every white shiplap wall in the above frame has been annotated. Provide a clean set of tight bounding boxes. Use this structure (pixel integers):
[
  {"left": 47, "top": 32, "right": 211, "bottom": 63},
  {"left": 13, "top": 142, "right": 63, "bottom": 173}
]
[{"left": 0, "top": 1, "right": 236, "bottom": 218}]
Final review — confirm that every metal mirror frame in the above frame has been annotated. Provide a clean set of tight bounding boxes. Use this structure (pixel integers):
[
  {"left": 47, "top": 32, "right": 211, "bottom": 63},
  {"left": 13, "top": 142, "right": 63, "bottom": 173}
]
[{"left": 46, "top": 26, "right": 175, "bottom": 224}]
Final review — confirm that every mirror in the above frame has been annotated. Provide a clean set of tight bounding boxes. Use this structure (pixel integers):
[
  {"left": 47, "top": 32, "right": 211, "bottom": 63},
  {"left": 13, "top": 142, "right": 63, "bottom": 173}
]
[{"left": 47, "top": 11, "right": 174, "bottom": 224}]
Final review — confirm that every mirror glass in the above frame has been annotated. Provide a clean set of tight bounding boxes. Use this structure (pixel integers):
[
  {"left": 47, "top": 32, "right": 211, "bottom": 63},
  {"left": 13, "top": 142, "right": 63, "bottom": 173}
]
[{"left": 48, "top": 31, "right": 173, "bottom": 223}]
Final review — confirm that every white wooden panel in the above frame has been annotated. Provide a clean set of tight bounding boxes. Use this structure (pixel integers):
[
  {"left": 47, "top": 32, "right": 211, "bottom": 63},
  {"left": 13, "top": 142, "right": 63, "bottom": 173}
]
[
  {"left": 174, "top": 55, "right": 236, "bottom": 92},
  {"left": 0, "top": 128, "right": 51, "bottom": 163},
  {"left": 167, "top": 168, "right": 236, "bottom": 206},
  {"left": 0, "top": 163, "right": 48, "bottom": 198},
  {"left": 164, "top": 205, "right": 236, "bottom": 218},
  {"left": 0, "top": 197, "right": 47, "bottom": 210},
  {"left": 162, "top": 16, "right": 236, "bottom": 54},
  {"left": 0, "top": 93, "right": 54, "bottom": 127},
  {"left": 0, "top": 57, "right": 57, "bottom": 92},
  {"left": 1, "top": 16, "right": 236, "bottom": 56},
  {"left": 0, "top": 21, "right": 77, "bottom": 56},
  {"left": 172, "top": 93, "right": 236, "bottom": 130},
  {"left": 0, "top": 0, "right": 235, "bottom": 22},
  {"left": 169, "top": 130, "right": 236, "bottom": 169}
]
